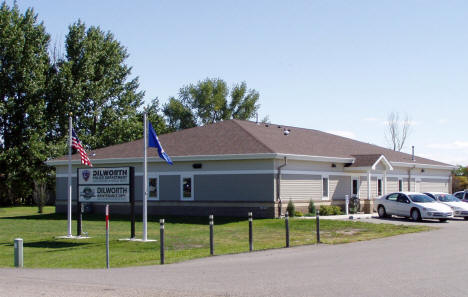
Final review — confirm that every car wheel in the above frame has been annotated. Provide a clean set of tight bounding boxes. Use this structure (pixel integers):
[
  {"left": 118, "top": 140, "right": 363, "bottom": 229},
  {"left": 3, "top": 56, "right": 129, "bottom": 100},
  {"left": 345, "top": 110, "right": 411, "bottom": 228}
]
[
  {"left": 439, "top": 218, "right": 448, "bottom": 223},
  {"left": 411, "top": 209, "right": 421, "bottom": 221},
  {"left": 377, "top": 205, "right": 387, "bottom": 218}
]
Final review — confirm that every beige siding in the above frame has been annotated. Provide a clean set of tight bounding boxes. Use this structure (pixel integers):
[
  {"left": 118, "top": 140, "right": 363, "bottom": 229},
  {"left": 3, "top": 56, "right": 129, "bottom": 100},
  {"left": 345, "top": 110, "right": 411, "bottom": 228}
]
[
  {"left": 386, "top": 177, "right": 399, "bottom": 193},
  {"left": 403, "top": 178, "right": 411, "bottom": 192},
  {"left": 330, "top": 175, "right": 351, "bottom": 200},
  {"left": 421, "top": 179, "right": 449, "bottom": 192},
  {"left": 280, "top": 174, "right": 321, "bottom": 201},
  {"left": 359, "top": 176, "right": 368, "bottom": 199}
]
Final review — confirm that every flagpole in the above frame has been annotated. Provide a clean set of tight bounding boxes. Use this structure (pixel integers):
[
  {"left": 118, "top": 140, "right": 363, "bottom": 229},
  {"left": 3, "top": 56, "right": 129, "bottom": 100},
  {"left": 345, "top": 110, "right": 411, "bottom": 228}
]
[
  {"left": 143, "top": 112, "right": 148, "bottom": 241},
  {"left": 67, "top": 114, "right": 72, "bottom": 237}
]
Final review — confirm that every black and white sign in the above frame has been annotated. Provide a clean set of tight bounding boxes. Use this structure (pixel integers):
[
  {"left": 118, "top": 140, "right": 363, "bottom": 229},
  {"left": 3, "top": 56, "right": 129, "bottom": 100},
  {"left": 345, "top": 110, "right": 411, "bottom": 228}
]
[
  {"left": 79, "top": 185, "right": 130, "bottom": 203},
  {"left": 78, "top": 167, "right": 130, "bottom": 185},
  {"left": 77, "top": 167, "right": 133, "bottom": 203}
]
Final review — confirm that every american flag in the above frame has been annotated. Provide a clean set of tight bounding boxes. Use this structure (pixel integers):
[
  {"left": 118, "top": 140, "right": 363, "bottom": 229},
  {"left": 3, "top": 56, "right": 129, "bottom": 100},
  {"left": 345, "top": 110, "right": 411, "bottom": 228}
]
[{"left": 72, "top": 129, "right": 93, "bottom": 167}]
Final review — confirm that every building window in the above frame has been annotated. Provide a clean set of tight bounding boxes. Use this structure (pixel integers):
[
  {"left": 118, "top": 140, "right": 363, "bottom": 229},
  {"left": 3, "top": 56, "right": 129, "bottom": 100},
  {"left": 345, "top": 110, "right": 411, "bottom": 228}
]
[
  {"left": 398, "top": 179, "right": 403, "bottom": 192},
  {"left": 352, "top": 178, "right": 359, "bottom": 196},
  {"left": 322, "top": 177, "right": 329, "bottom": 199},
  {"left": 377, "top": 179, "right": 382, "bottom": 196},
  {"left": 148, "top": 177, "right": 158, "bottom": 200},
  {"left": 181, "top": 175, "right": 194, "bottom": 200}
]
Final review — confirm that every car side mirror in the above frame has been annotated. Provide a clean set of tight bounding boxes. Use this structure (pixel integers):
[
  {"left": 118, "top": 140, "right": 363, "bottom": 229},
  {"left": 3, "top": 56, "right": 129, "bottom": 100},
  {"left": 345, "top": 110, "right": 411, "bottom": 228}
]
[{"left": 406, "top": 200, "right": 410, "bottom": 204}]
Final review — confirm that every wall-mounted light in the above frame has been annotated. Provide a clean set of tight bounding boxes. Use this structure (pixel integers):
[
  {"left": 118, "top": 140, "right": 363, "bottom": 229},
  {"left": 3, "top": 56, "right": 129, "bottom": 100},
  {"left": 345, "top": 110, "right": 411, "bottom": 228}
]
[
  {"left": 331, "top": 163, "right": 336, "bottom": 168},
  {"left": 192, "top": 163, "right": 202, "bottom": 169},
  {"left": 421, "top": 169, "right": 425, "bottom": 173}
]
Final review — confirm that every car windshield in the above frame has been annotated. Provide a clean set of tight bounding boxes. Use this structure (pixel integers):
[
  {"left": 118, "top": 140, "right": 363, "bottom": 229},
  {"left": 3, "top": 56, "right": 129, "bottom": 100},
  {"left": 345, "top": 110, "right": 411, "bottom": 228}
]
[
  {"left": 435, "top": 194, "right": 461, "bottom": 202},
  {"left": 409, "top": 194, "right": 434, "bottom": 203}
]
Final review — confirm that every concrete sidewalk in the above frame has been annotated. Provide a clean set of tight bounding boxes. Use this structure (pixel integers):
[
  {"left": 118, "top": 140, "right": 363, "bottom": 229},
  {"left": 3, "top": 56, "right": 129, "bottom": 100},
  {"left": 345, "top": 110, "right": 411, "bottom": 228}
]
[{"left": 298, "top": 213, "right": 377, "bottom": 220}]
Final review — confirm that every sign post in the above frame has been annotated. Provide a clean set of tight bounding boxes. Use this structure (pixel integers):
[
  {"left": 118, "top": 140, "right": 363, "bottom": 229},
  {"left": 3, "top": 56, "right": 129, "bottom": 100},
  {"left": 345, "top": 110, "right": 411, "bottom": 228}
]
[{"left": 106, "top": 204, "right": 110, "bottom": 269}]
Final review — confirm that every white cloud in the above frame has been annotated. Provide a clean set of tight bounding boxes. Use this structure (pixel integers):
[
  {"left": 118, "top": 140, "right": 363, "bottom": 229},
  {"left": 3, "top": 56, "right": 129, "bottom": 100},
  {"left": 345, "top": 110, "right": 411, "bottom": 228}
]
[
  {"left": 438, "top": 119, "right": 448, "bottom": 124},
  {"left": 327, "top": 130, "right": 356, "bottom": 139}
]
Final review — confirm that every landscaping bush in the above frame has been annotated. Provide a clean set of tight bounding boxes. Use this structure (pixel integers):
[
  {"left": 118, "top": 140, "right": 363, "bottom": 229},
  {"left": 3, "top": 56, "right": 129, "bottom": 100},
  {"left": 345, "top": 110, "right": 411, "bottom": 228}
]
[
  {"left": 319, "top": 205, "right": 342, "bottom": 216},
  {"left": 294, "top": 211, "right": 304, "bottom": 217},
  {"left": 286, "top": 199, "right": 295, "bottom": 217},
  {"left": 308, "top": 199, "right": 316, "bottom": 215}
]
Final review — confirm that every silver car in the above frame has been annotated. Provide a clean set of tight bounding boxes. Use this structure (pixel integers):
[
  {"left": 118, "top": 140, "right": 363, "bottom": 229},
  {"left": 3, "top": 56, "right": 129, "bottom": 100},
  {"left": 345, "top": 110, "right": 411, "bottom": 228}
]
[{"left": 376, "top": 192, "right": 453, "bottom": 222}]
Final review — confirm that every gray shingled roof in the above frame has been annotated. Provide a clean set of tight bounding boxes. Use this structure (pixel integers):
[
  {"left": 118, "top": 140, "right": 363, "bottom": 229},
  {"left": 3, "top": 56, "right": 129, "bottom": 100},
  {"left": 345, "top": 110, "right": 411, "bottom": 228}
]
[{"left": 53, "top": 119, "right": 450, "bottom": 166}]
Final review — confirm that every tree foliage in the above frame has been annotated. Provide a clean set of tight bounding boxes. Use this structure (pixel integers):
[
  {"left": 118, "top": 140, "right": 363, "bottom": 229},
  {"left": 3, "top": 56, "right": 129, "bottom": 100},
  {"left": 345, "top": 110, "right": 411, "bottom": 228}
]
[
  {"left": 0, "top": 5, "right": 260, "bottom": 206},
  {"left": 48, "top": 20, "right": 145, "bottom": 149},
  {"left": 452, "top": 166, "right": 468, "bottom": 193},
  {"left": 164, "top": 78, "right": 260, "bottom": 130},
  {"left": 0, "top": 2, "right": 51, "bottom": 205}
]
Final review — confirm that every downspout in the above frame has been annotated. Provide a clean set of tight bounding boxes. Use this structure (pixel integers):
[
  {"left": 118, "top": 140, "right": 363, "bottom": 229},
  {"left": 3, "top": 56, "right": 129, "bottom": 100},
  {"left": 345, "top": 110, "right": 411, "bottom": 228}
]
[
  {"left": 276, "top": 156, "right": 287, "bottom": 217},
  {"left": 408, "top": 146, "right": 415, "bottom": 191},
  {"left": 407, "top": 168, "right": 411, "bottom": 191}
]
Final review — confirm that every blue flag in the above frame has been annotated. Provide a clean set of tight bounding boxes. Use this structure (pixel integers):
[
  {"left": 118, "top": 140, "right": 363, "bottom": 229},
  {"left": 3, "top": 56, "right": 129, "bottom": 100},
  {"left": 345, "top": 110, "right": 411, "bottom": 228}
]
[{"left": 148, "top": 122, "right": 173, "bottom": 165}]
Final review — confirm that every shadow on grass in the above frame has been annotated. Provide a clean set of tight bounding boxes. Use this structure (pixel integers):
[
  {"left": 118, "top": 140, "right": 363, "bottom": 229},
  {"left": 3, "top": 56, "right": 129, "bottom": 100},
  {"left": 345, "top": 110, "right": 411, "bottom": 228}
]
[
  {"left": 23, "top": 240, "right": 92, "bottom": 249},
  {"left": 0, "top": 212, "right": 248, "bottom": 225}
]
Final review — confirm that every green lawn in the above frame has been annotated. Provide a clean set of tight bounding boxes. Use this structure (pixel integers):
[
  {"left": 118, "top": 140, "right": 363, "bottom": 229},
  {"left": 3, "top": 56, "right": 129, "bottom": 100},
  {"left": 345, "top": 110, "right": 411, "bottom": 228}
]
[{"left": 0, "top": 206, "right": 430, "bottom": 268}]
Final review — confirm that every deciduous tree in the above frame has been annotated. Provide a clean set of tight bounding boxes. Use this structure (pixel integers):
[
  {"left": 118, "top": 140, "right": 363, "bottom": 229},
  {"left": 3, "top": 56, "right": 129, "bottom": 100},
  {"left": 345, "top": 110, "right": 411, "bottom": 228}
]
[
  {"left": 48, "top": 20, "right": 145, "bottom": 149},
  {"left": 164, "top": 78, "right": 260, "bottom": 130},
  {"left": 385, "top": 112, "right": 411, "bottom": 151},
  {"left": 0, "top": 2, "right": 51, "bottom": 205}
]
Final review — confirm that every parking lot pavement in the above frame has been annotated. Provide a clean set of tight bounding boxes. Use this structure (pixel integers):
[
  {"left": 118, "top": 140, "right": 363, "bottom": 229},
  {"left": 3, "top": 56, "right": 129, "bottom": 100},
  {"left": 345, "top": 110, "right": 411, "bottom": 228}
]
[{"left": 1, "top": 218, "right": 468, "bottom": 297}]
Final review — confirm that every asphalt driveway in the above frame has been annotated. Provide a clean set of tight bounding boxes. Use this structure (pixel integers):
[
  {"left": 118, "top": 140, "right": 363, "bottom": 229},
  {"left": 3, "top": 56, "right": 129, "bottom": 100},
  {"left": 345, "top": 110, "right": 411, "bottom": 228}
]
[{"left": 1, "top": 217, "right": 467, "bottom": 297}]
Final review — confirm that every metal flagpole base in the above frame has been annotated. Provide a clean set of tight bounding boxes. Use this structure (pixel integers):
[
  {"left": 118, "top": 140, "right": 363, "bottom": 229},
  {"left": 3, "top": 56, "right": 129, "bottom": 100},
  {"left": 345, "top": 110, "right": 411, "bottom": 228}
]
[
  {"left": 56, "top": 235, "right": 91, "bottom": 240},
  {"left": 118, "top": 238, "right": 157, "bottom": 242}
]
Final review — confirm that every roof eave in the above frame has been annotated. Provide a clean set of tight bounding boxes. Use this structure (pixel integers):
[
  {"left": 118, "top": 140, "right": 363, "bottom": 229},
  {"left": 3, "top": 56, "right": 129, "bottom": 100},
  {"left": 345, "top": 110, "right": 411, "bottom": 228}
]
[
  {"left": 391, "top": 161, "right": 456, "bottom": 170},
  {"left": 46, "top": 153, "right": 355, "bottom": 166}
]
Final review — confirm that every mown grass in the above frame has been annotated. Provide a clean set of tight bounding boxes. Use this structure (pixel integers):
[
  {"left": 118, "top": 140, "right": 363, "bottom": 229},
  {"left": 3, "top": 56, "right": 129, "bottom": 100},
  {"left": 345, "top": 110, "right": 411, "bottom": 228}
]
[{"left": 0, "top": 206, "right": 431, "bottom": 268}]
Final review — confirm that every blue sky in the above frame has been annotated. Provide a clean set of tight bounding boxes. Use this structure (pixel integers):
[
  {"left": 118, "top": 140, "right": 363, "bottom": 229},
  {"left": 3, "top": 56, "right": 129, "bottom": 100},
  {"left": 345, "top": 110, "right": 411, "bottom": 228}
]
[{"left": 10, "top": 1, "right": 468, "bottom": 166}]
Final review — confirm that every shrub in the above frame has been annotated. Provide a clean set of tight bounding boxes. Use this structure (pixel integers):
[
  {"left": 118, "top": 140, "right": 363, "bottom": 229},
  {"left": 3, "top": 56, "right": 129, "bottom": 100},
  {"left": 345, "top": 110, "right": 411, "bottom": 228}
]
[
  {"left": 319, "top": 205, "right": 342, "bottom": 216},
  {"left": 308, "top": 199, "right": 316, "bottom": 215},
  {"left": 294, "top": 210, "right": 303, "bottom": 217},
  {"left": 286, "top": 199, "right": 295, "bottom": 217}
]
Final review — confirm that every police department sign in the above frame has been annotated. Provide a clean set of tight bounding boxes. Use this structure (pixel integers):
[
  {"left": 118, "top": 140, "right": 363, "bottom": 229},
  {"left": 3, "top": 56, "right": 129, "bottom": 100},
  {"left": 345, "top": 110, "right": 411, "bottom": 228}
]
[
  {"left": 78, "top": 167, "right": 130, "bottom": 185},
  {"left": 78, "top": 167, "right": 132, "bottom": 203},
  {"left": 79, "top": 185, "right": 130, "bottom": 202}
]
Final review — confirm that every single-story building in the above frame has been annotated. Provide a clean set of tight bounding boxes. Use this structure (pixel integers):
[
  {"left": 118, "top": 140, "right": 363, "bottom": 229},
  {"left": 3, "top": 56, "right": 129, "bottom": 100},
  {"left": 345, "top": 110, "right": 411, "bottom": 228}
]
[{"left": 47, "top": 119, "right": 455, "bottom": 218}]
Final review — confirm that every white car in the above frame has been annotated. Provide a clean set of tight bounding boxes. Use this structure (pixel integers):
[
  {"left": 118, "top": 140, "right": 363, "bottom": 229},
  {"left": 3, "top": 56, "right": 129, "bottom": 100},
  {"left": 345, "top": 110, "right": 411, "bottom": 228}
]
[
  {"left": 376, "top": 192, "right": 453, "bottom": 222},
  {"left": 424, "top": 192, "right": 468, "bottom": 220}
]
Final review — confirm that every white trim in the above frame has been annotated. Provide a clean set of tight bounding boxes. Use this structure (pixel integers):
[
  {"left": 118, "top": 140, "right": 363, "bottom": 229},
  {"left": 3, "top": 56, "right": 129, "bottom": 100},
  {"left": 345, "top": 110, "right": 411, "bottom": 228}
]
[
  {"left": 383, "top": 171, "right": 387, "bottom": 195},
  {"left": 46, "top": 153, "right": 355, "bottom": 166},
  {"left": 377, "top": 178, "right": 383, "bottom": 196},
  {"left": 351, "top": 177, "right": 360, "bottom": 198},
  {"left": 180, "top": 174, "right": 194, "bottom": 201},
  {"left": 47, "top": 153, "right": 454, "bottom": 170},
  {"left": 148, "top": 175, "right": 159, "bottom": 201},
  {"left": 275, "top": 154, "right": 354, "bottom": 163},
  {"left": 55, "top": 169, "right": 451, "bottom": 180},
  {"left": 390, "top": 162, "right": 456, "bottom": 170},
  {"left": 367, "top": 171, "right": 371, "bottom": 200},
  {"left": 322, "top": 175, "right": 329, "bottom": 200},
  {"left": 372, "top": 155, "right": 393, "bottom": 171}
]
